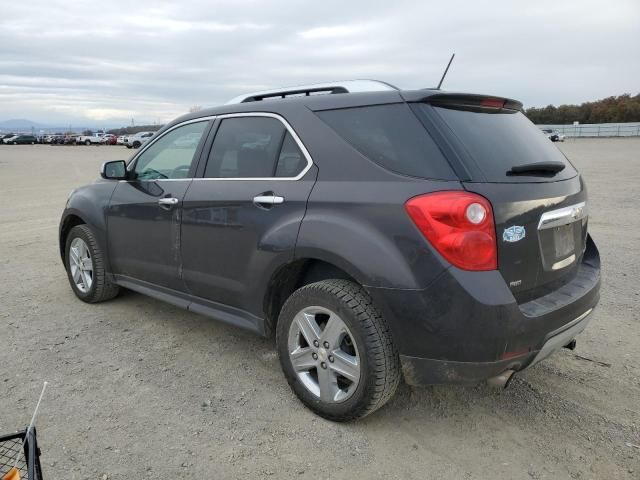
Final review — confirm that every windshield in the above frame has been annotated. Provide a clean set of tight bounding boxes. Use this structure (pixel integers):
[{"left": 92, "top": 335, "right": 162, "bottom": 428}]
[{"left": 423, "top": 105, "right": 577, "bottom": 182}]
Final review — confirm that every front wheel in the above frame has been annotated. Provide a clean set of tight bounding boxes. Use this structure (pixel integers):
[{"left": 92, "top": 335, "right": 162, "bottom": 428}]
[
  {"left": 276, "top": 279, "right": 400, "bottom": 421},
  {"left": 65, "top": 224, "right": 119, "bottom": 303}
]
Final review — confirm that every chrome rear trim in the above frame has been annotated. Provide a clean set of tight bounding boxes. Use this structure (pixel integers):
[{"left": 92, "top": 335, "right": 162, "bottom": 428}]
[{"left": 538, "top": 201, "right": 587, "bottom": 230}]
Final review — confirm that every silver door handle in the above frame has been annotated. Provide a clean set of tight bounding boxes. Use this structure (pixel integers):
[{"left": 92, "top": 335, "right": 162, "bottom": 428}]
[
  {"left": 158, "top": 197, "right": 179, "bottom": 206},
  {"left": 253, "top": 195, "right": 284, "bottom": 205}
]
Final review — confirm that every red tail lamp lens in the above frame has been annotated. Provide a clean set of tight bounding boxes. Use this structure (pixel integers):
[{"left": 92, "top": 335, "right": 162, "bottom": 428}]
[
  {"left": 405, "top": 191, "right": 498, "bottom": 271},
  {"left": 480, "top": 98, "right": 505, "bottom": 109}
]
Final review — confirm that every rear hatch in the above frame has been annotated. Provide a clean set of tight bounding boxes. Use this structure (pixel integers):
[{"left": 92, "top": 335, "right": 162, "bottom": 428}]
[{"left": 411, "top": 95, "right": 588, "bottom": 302}]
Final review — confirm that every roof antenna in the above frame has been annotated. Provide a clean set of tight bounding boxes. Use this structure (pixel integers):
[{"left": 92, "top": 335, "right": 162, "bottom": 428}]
[{"left": 436, "top": 53, "right": 455, "bottom": 90}]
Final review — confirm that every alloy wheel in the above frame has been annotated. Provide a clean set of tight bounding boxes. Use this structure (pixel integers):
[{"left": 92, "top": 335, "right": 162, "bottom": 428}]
[
  {"left": 287, "top": 306, "right": 361, "bottom": 403},
  {"left": 69, "top": 237, "right": 93, "bottom": 293}
]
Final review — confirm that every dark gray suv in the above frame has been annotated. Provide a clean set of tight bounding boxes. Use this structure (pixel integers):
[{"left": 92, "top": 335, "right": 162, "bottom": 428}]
[{"left": 60, "top": 80, "right": 600, "bottom": 421}]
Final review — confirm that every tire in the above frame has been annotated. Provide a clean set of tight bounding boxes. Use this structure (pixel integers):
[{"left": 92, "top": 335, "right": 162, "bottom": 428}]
[
  {"left": 133, "top": 141, "right": 141, "bottom": 149},
  {"left": 276, "top": 279, "right": 400, "bottom": 421},
  {"left": 126, "top": 145, "right": 132, "bottom": 149},
  {"left": 85, "top": 140, "right": 91, "bottom": 145},
  {"left": 65, "top": 224, "right": 119, "bottom": 303}
]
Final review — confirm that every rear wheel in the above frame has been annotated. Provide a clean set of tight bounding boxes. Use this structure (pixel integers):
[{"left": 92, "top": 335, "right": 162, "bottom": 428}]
[
  {"left": 85, "top": 139, "right": 91, "bottom": 145},
  {"left": 65, "top": 225, "right": 119, "bottom": 303},
  {"left": 276, "top": 279, "right": 400, "bottom": 421}
]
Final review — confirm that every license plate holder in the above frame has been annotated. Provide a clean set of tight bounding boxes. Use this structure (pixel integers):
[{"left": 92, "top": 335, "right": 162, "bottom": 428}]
[{"left": 554, "top": 224, "right": 574, "bottom": 259}]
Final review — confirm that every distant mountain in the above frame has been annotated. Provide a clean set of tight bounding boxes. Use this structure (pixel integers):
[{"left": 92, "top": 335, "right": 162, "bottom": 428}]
[
  {"left": 0, "top": 118, "right": 161, "bottom": 133},
  {"left": 0, "top": 119, "right": 49, "bottom": 130}
]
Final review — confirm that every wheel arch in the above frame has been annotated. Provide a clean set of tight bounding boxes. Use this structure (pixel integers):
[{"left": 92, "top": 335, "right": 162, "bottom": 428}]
[
  {"left": 60, "top": 181, "right": 118, "bottom": 270},
  {"left": 263, "top": 257, "right": 360, "bottom": 336},
  {"left": 59, "top": 212, "right": 87, "bottom": 264}
]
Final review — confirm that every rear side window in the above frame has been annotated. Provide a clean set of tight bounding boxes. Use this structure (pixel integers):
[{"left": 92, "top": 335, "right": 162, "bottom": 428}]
[
  {"left": 204, "top": 117, "right": 280, "bottom": 178},
  {"left": 315, "top": 103, "right": 456, "bottom": 180},
  {"left": 426, "top": 105, "right": 577, "bottom": 182},
  {"left": 204, "top": 117, "right": 308, "bottom": 178},
  {"left": 275, "top": 133, "right": 307, "bottom": 177}
]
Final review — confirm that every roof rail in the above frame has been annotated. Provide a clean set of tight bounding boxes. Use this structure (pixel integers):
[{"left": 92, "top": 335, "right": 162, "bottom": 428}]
[{"left": 225, "top": 79, "right": 399, "bottom": 104}]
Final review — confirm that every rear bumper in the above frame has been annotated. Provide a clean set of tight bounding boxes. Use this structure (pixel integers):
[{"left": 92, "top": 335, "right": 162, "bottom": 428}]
[
  {"left": 368, "top": 235, "right": 600, "bottom": 386},
  {"left": 399, "top": 307, "right": 593, "bottom": 385}
]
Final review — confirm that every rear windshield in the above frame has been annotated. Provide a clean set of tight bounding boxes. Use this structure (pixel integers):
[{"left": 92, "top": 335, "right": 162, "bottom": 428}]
[
  {"left": 426, "top": 105, "right": 576, "bottom": 182},
  {"left": 316, "top": 104, "right": 456, "bottom": 180}
]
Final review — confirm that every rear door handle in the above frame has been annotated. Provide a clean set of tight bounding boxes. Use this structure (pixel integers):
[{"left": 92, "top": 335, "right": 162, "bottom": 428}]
[
  {"left": 253, "top": 195, "right": 284, "bottom": 206},
  {"left": 158, "top": 197, "right": 179, "bottom": 207}
]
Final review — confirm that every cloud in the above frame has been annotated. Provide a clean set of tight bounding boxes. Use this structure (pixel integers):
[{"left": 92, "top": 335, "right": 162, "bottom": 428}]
[
  {"left": 0, "top": 0, "right": 638, "bottom": 127},
  {"left": 298, "top": 24, "right": 373, "bottom": 40}
]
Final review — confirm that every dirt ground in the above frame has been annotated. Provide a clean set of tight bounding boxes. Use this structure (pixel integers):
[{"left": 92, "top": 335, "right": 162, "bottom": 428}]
[{"left": 0, "top": 138, "right": 638, "bottom": 480}]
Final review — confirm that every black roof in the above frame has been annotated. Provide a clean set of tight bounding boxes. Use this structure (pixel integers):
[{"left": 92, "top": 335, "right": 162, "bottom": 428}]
[{"left": 165, "top": 88, "right": 523, "bottom": 131}]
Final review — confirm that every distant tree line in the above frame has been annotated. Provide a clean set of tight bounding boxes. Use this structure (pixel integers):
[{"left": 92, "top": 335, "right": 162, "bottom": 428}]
[
  {"left": 525, "top": 94, "right": 640, "bottom": 124},
  {"left": 106, "top": 124, "right": 163, "bottom": 135}
]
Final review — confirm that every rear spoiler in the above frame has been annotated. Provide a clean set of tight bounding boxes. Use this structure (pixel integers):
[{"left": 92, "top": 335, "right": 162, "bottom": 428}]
[{"left": 402, "top": 91, "right": 523, "bottom": 112}]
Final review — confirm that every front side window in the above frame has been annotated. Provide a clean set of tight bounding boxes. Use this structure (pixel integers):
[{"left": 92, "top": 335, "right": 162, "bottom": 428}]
[
  {"left": 133, "top": 121, "right": 208, "bottom": 180},
  {"left": 204, "top": 117, "right": 294, "bottom": 178}
]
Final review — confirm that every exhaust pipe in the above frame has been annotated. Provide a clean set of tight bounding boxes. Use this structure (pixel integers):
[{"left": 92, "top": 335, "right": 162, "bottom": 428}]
[{"left": 487, "top": 369, "right": 516, "bottom": 389}]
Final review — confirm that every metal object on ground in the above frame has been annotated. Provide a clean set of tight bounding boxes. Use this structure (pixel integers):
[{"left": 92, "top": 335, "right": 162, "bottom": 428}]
[
  {"left": 487, "top": 369, "right": 516, "bottom": 389},
  {"left": 0, "top": 428, "right": 43, "bottom": 480}
]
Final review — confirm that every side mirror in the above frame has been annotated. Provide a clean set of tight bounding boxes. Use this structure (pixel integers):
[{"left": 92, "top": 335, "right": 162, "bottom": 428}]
[{"left": 100, "top": 160, "right": 128, "bottom": 180}]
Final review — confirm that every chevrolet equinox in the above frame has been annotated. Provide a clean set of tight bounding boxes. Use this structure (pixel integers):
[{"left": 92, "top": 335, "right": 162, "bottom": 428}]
[{"left": 60, "top": 80, "right": 600, "bottom": 421}]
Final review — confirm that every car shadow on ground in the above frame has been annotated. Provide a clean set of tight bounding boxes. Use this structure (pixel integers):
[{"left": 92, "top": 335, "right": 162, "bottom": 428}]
[{"left": 107, "top": 288, "right": 611, "bottom": 432}]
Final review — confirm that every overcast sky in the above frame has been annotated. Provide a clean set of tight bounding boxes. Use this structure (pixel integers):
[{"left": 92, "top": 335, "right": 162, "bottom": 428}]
[{"left": 1, "top": 0, "right": 638, "bottom": 126}]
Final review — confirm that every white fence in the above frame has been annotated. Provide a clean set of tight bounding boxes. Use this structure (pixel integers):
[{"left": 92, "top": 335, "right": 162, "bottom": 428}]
[{"left": 538, "top": 122, "right": 640, "bottom": 137}]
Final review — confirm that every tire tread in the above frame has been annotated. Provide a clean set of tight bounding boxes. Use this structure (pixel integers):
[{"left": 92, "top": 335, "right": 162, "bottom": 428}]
[
  {"left": 66, "top": 224, "right": 119, "bottom": 303},
  {"left": 278, "top": 279, "right": 400, "bottom": 421}
]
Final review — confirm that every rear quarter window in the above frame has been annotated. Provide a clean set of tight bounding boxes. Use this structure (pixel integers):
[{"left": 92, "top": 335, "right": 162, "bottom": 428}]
[{"left": 315, "top": 103, "right": 456, "bottom": 180}]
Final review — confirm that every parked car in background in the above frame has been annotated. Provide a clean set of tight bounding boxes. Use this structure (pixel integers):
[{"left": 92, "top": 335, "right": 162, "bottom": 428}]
[
  {"left": 76, "top": 133, "right": 106, "bottom": 145},
  {"left": 102, "top": 134, "right": 117, "bottom": 145},
  {"left": 0, "top": 133, "right": 16, "bottom": 144},
  {"left": 116, "top": 135, "right": 127, "bottom": 145},
  {"left": 63, "top": 134, "right": 79, "bottom": 145},
  {"left": 45, "top": 134, "right": 65, "bottom": 144},
  {"left": 4, "top": 134, "right": 37, "bottom": 144},
  {"left": 124, "top": 131, "right": 155, "bottom": 149},
  {"left": 542, "top": 128, "right": 566, "bottom": 142},
  {"left": 60, "top": 80, "right": 600, "bottom": 421}
]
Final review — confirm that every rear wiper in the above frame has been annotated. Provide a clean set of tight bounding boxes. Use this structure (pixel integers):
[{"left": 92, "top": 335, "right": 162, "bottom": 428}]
[{"left": 507, "top": 161, "right": 566, "bottom": 176}]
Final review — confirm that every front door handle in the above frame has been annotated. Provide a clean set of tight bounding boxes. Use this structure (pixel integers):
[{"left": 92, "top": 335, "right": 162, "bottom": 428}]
[
  {"left": 253, "top": 195, "right": 284, "bottom": 206},
  {"left": 158, "top": 197, "right": 179, "bottom": 207}
]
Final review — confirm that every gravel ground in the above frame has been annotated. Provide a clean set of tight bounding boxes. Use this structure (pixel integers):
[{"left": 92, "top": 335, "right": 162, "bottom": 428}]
[{"left": 0, "top": 139, "right": 638, "bottom": 479}]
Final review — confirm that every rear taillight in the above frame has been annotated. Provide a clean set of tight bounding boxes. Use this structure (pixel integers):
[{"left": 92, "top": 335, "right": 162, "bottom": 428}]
[
  {"left": 480, "top": 98, "right": 506, "bottom": 109},
  {"left": 405, "top": 191, "right": 497, "bottom": 271}
]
